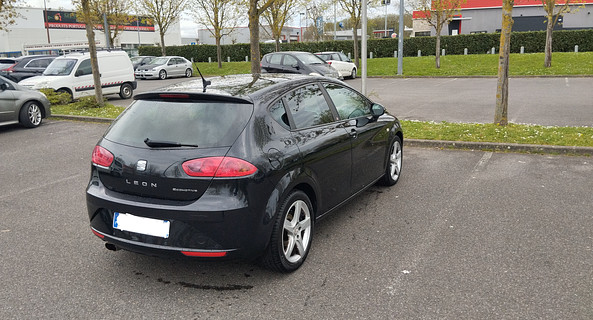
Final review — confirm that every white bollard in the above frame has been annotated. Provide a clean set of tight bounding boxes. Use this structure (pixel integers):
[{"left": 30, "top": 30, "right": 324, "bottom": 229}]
[
  {"left": 464, "top": 48, "right": 468, "bottom": 55},
  {"left": 520, "top": 46, "right": 524, "bottom": 54},
  {"left": 227, "top": 57, "right": 230, "bottom": 63},
  {"left": 491, "top": 47, "right": 495, "bottom": 54},
  {"left": 208, "top": 57, "right": 212, "bottom": 63},
  {"left": 575, "top": 45, "right": 579, "bottom": 53},
  {"left": 394, "top": 51, "right": 397, "bottom": 58},
  {"left": 370, "top": 52, "right": 373, "bottom": 59},
  {"left": 418, "top": 50, "right": 421, "bottom": 57},
  {"left": 442, "top": 49, "right": 445, "bottom": 56},
  {"left": 245, "top": 56, "right": 249, "bottom": 62}
]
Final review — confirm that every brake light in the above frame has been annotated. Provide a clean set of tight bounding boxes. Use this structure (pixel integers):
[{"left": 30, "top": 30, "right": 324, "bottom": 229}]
[
  {"left": 92, "top": 145, "right": 114, "bottom": 167},
  {"left": 328, "top": 61, "right": 332, "bottom": 65},
  {"left": 159, "top": 93, "right": 190, "bottom": 99},
  {"left": 182, "top": 157, "right": 257, "bottom": 177},
  {"left": 5, "top": 63, "right": 16, "bottom": 72}
]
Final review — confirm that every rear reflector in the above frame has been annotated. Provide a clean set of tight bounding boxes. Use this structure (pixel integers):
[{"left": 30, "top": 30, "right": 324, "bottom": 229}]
[
  {"left": 92, "top": 145, "right": 114, "bottom": 167},
  {"left": 91, "top": 228, "right": 105, "bottom": 239},
  {"left": 181, "top": 251, "right": 227, "bottom": 257},
  {"left": 182, "top": 157, "right": 257, "bottom": 177}
]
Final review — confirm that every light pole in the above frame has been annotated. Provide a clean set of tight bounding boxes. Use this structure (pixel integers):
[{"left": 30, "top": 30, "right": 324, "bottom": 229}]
[
  {"left": 300, "top": 12, "right": 304, "bottom": 42},
  {"left": 44, "top": 0, "right": 51, "bottom": 44}
]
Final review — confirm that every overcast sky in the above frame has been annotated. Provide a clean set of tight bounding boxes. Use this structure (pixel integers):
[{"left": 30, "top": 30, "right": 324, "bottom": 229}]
[{"left": 25, "top": 0, "right": 402, "bottom": 39}]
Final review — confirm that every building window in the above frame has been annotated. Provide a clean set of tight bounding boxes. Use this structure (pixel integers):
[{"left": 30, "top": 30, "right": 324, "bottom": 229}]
[{"left": 415, "top": 31, "right": 431, "bottom": 37}]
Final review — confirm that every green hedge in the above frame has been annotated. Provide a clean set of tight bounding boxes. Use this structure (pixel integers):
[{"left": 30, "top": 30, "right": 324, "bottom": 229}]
[{"left": 139, "top": 29, "right": 593, "bottom": 62}]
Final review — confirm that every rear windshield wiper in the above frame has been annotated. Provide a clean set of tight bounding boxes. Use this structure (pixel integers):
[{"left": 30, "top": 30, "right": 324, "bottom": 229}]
[{"left": 144, "top": 138, "right": 198, "bottom": 148}]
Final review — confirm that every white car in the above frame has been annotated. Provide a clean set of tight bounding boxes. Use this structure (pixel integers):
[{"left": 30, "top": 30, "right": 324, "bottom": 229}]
[{"left": 315, "top": 51, "right": 357, "bottom": 79}]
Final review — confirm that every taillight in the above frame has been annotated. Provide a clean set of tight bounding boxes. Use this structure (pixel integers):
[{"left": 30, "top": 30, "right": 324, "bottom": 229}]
[
  {"left": 328, "top": 61, "right": 332, "bottom": 65},
  {"left": 181, "top": 251, "right": 227, "bottom": 257},
  {"left": 182, "top": 157, "right": 257, "bottom": 177},
  {"left": 92, "top": 145, "right": 114, "bottom": 167},
  {"left": 5, "top": 63, "right": 16, "bottom": 72},
  {"left": 159, "top": 93, "right": 189, "bottom": 99}
]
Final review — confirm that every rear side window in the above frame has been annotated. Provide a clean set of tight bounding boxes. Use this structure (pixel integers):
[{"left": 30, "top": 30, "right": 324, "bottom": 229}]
[
  {"left": 269, "top": 54, "right": 282, "bottom": 65},
  {"left": 285, "top": 84, "right": 334, "bottom": 129},
  {"left": 283, "top": 55, "right": 297, "bottom": 67},
  {"left": 104, "top": 100, "right": 253, "bottom": 148}
]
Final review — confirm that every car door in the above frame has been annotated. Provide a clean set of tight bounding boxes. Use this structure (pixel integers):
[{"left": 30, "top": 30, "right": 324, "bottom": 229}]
[
  {"left": 284, "top": 83, "right": 353, "bottom": 212},
  {"left": 0, "top": 79, "right": 17, "bottom": 123},
  {"left": 322, "top": 82, "right": 388, "bottom": 192}
]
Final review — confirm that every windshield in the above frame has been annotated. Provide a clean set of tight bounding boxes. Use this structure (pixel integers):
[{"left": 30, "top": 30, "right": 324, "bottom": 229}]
[
  {"left": 43, "top": 59, "right": 77, "bottom": 76},
  {"left": 104, "top": 99, "right": 253, "bottom": 148},
  {"left": 316, "top": 54, "right": 330, "bottom": 61},
  {"left": 149, "top": 57, "right": 169, "bottom": 65},
  {"left": 130, "top": 57, "right": 144, "bottom": 63},
  {"left": 293, "top": 53, "right": 326, "bottom": 65}
]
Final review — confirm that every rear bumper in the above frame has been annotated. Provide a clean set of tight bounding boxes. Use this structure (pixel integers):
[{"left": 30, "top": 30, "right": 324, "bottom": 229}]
[{"left": 86, "top": 179, "right": 273, "bottom": 260}]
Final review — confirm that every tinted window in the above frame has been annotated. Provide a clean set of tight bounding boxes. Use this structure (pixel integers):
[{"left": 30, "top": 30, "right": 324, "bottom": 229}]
[
  {"left": 104, "top": 100, "right": 253, "bottom": 148},
  {"left": 269, "top": 54, "right": 282, "bottom": 64},
  {"left": 283, "top": 55, "right": 297, "bottom": 67},
  {"left": 269, "top": 99, "right": 290, "bottom": 129},
  {"left": 26, "top": 58, "right": 52, "bottom": 68},
  {"left": 323, "top": 83, "right": 371, "bottom": 119},
  {"left": 76, "top": 59, "right": 92, "bottom": 76},
  {"left": 285, "top": 84, "right": 334, "bottom": 129}
]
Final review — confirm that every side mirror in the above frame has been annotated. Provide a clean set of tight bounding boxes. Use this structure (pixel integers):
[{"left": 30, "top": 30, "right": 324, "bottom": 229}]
[
  {"left": 291, "top": 63, "right": 299, "bottom": 69},
  {"left": 0, "top": 83, "right": 7, "bottom": 91},
  {"left": 371, "top": 103, "right": 385, "bottom": 117},
  {"left": 75, "top": 70, "right": 83, "bottom": 77}
]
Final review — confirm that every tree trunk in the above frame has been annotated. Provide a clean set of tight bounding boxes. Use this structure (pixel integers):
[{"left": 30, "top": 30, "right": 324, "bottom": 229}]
[
  {"left": 544, "top": 16, "right": 554, "bottom": 68},
  {"left": 216, "top": 37, "right": 222, "bottom": 69},
  {"left": 249, "top": 5, "right": 261, "bottom": 75},
  {"left": 353, "top": 27, "right": 359, "bottom": 68},
  {"left": 495, "top": 0, "right": 514, "bottom": 126},
  {"left": 160, "top": 31, "right": 166, "bottom": 56},
  {"left": 81, "top": 0, "right": 103, "bottom": 107}
]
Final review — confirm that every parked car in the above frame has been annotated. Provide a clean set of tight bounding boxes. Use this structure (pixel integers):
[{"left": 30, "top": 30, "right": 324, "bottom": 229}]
[
  {"left": 0, "top": 55, "right": 57, "bottom": 82},
  {"left": 0, "top": 75, "right": 51, "bottom": 128},
  {"left": 315, "top": 51, "right": 358, "bottom": 79},
  {"left": 135, "top": 56, "right": 193, "bottom": 80},
  {"left": 261, "top": 51, "right": 340, "bottom": 79},
  {"left": 86, "top": 73, "right": 403, "bottom": 272},
  {"left": 130, "top": 55, "right": 155, "bottom": 70},
  {"left": 19, "top": 50, "right": 136, "bottom": 100},
  {"left": 0, "top": 57, "right": 21, "bottom": 71}
]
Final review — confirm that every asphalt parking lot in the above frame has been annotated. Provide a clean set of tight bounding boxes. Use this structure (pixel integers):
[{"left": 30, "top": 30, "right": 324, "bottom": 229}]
[{"left": 1, "top": 120, "right": 592, "bottom": 319}]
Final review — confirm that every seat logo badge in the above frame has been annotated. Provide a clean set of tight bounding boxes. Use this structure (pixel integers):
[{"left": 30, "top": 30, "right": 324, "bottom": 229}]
[{"left": 136, "top": 160, "right": 147, "bottom": 172}]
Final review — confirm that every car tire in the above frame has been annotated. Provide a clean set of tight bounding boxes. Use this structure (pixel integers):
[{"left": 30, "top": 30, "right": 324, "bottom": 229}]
[
  {"left": 158, "top": 69, "right": 167, "bottom": 80},
  {"left": 185, "top": 68, "right": 192, "bottom": 78},
  {"left": 261, "top": 190, "right": 314, "bottom": 272},
  {"left": 350, "top": 68, "right": 357, "bottom": 79},
  {"left": 378, "top": 136, "right": 402, "bottom": 186},
  {"left": 19, "top": 101, "right": 43, "bottom": 128},
  {"left": 56, "top": 88, "right": 72, "bottom": 102},
  {"left": 119, "top": 83, "right": 133, "bottom": 99}
]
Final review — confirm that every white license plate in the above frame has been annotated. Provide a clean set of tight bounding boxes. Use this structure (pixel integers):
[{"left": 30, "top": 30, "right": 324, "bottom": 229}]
[{"left": 113, "top": 212, "right": 170, "bottom": 238}]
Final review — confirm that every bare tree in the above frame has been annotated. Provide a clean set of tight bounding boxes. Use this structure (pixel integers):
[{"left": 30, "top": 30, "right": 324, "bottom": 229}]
[
  {"left": 261, "top": 0, "right": 296, "bottom": 51},
  {"left": 338, "top": 0, "right": 365, "bottom": 68},
  {"left": 191, "top": 0, "right": 241, "bottom": 68},
  {"left": 73, "top": 0, "right": 134, "bottom": 47},
  {"left": 138, "top": 0, "right": 185, "bottom": 56},
  {"left": 495, "top": 0, "right": 514, "bottom": 126},
  {"left": 415, "top": 0, "right": 466, "bottom": 68},
  {"left": 247, "top": 0, "right": 277, "bottom": 75},
  {"left": 80, "top": 0, "right": 105, "bottom": 106},
  {"left": 540, "top": 0, "right": 583, "bottom": 67},
  {"left": 0, "top": 0, "right": 22, "bottom": 31}
]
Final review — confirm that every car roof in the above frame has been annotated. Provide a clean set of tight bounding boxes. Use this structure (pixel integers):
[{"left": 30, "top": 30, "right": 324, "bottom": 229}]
[{"left": 135, "top": 73, "right": 341, "bottom": 104}]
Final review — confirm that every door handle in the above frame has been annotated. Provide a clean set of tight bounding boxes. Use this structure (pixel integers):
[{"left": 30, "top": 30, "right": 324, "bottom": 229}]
[{"left": 349, "top": 129, "right": 358, "bottom": 139}]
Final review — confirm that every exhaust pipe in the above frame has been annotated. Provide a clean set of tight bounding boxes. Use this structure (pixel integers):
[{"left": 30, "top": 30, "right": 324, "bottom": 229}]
[{"left": 105, "top": 243, "right": 120, "bottom": 251}]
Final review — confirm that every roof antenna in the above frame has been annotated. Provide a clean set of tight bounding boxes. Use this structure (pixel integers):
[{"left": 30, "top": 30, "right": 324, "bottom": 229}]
[{"left": 192, "top": 59, "right": 210, "bottom": 93}]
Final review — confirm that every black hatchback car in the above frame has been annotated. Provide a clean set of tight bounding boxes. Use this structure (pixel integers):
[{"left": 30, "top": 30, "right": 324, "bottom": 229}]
[
  {"left": 261, "top": 51, "right": 340, "bottom": 79},
  {"left": 86, "top": 73, "right": 403, "bottom": 272}
]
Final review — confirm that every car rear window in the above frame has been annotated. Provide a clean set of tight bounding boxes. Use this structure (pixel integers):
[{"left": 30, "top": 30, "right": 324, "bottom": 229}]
[{"left": 104, "top": 100, "right": 253, "bottom": 148}]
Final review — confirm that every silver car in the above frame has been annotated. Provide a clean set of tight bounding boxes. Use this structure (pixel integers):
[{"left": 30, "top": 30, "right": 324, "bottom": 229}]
[
  {"left": 0, "top": 75, "right": 51, "bottom": 128},
  {"left": 135, "top": 56, "right": 193, "bottom": 80}
]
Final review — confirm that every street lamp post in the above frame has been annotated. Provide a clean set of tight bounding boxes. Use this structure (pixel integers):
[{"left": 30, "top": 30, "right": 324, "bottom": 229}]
[{"left": 300, "top": 12, "right": 304, "bottom": 42}]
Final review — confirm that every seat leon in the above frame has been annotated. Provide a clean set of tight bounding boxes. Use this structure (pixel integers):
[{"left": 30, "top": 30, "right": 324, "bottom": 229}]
[{"left": 86, "top": 73, "right": 403, "bottom": 272}]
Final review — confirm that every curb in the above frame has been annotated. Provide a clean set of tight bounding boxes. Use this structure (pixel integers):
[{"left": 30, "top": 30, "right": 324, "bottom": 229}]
[
  {"left": 406, "top": 139, "right": 593, "bottom": 156},
  {"left": 49, "top": 115, "right": 593, "bottom": 156}
]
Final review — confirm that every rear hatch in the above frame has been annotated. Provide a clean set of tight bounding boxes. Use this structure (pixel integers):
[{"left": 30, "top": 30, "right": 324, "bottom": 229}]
[{"left": 96, "top": 94, "right": 253, "bottom": 201}]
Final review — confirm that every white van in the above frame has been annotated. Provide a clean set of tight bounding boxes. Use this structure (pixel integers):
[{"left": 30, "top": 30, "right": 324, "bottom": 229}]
[{"left": 19, "top": 50, "right": 137, "bottom": 100}]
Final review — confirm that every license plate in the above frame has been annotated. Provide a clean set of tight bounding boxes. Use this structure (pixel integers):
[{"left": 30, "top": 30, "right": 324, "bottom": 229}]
[{"left": 113, "top": 212, "right": 170, "bottom": 238}]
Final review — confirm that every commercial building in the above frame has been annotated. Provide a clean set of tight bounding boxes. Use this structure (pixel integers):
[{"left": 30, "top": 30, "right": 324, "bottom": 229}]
[
  {"left": 0, "top": 7, "right": 182, "bottom": 57},
  {"left": 412, "top": 0, "right": 593, "bottom": 36}
]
